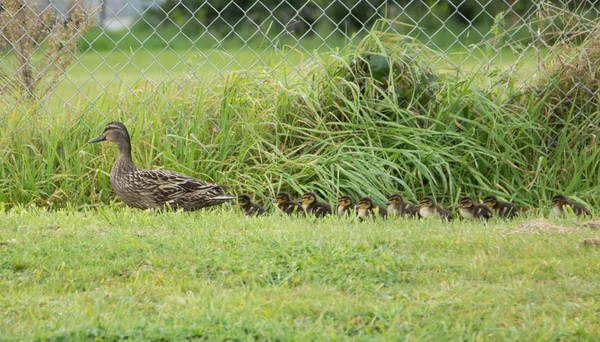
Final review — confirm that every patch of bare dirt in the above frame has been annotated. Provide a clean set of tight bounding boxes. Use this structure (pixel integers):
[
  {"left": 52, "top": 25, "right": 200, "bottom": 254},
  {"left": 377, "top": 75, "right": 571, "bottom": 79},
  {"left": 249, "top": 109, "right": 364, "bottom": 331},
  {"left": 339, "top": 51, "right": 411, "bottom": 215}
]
[
  {"left": 581, "top": 221, "right": 600, "bottom": 230},
  {"left": 517, "top": 218, "right": 573, "bottom": 234},
  {"left": 580, "top": 238, "right": 600, "bottom": 246}
]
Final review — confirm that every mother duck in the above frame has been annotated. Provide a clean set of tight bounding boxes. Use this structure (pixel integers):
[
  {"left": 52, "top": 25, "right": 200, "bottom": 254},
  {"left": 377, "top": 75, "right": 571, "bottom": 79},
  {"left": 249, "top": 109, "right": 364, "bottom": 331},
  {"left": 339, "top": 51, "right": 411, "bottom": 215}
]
[{"left": 89, "top": 121, "right": 234, "bottom": 210}]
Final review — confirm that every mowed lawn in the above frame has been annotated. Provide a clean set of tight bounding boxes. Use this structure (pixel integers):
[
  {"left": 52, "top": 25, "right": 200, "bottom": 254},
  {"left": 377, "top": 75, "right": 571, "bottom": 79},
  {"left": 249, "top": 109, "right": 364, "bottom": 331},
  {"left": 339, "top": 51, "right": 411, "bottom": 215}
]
[{"left": 1, "top": 207, "right": 599, "bottom": 340}]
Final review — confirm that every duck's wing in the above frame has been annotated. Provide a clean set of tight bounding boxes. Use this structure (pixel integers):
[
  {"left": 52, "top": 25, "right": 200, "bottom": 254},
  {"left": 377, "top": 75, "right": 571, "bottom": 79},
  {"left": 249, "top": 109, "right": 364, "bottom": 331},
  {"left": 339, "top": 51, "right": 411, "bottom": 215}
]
[
  {"left": 134, "top": 169, "right": 229, "bottom": 202},
  {"left": 571, "top": 203, "right": 591, "bottom": 217},
  {"left": 315, "top": 203, "right": 333, "bottom": 216},
  {"left": 438, "top": 206, "right": 454, "bottom": 220}
]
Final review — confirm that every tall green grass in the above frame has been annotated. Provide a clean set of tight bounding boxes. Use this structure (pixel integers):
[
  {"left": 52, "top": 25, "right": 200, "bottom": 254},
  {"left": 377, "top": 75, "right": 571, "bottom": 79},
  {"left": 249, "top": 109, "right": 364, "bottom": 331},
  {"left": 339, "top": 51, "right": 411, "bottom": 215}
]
[{"left": 0, "top": 25, "right": 599, "bottom": 211}]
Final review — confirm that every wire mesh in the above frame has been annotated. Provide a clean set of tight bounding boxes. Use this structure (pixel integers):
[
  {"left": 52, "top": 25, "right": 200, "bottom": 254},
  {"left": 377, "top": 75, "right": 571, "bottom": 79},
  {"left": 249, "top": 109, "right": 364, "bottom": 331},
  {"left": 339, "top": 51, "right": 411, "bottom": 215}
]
[{"left": 0, "top": 0, "right": 599, "bottom": 131}]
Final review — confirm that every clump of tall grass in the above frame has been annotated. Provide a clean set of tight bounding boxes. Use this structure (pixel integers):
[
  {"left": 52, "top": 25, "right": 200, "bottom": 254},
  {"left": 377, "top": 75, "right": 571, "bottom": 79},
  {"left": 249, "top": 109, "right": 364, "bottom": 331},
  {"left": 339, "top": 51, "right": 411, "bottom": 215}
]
[
  {"left": 1, "top": 15, "right": 599, "bottom": 211},
  {"left": 316, "top": 23, "right": 441, "bottom": 121}
]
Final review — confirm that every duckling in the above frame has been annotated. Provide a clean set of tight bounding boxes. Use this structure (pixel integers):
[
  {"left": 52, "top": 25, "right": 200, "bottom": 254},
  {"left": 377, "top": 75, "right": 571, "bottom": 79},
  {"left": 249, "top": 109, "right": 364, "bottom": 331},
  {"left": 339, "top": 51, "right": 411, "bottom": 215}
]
[
  {"left": 89, "top": 121, "right": 234, "bottom": 210},
  {"left": 237, "top": 194, "right": 266, "bottom": 217},
  {"left": 301, "top": 192, "right": 332, "bottom": 218},
  {"left": 457, "top": 196, "right": 492, "bottom": 221},
  {"left": 483, "top": 195, "right": 519, "bottom": 219},
  {"left": 386, "top": 193, "right": 420, "bottom": 218},
  {"left": 357, "top": 197, "right": 387, "bottom": 221},
  {"left": 337, "top": 195, "right": 355, "bottom": 216},
  {"left": 274, "top": 192, "right": 305, "bottom": 216},
  {"left": 419, "top": 196, "right": 453, "bottom": 221},
  {"left": 551, "top": 194, "right": 591, "bottom": 218}
]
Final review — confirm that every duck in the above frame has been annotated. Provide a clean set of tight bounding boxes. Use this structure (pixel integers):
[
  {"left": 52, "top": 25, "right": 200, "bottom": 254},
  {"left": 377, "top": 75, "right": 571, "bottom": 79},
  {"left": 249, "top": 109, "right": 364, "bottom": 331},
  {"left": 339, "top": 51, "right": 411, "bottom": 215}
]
[
  {"left": 337, "top": 195, "right": 355, "bottom": 216},
  {"left": 357, "top": 197, "right": 387, "bottom": 221},
  {"left": 274, "top": 192, "right": 305, "bottom": 216},
  {"left": 89, "top": 121, "right": 234, "bottom": 210},
  {"left": 237, "top": 194, "right": 266, "bottom": 217},
  {"left": 483, "top": 195, "right": 519, "bottom": 219},
  {"left": 550, "top": 194, "right": 591, "bottom": 217},
  {"left": 301, "top": 192, "right": 332, "bottom": 218},
  {"left": 457, "top": 196, "right": 492, "bottom": 221},
  {"left": 419, "top": 196, "right": 453, "bottom": 221},
  {"left": 386, "top": 193, "right": 420, "bottom": 218}
]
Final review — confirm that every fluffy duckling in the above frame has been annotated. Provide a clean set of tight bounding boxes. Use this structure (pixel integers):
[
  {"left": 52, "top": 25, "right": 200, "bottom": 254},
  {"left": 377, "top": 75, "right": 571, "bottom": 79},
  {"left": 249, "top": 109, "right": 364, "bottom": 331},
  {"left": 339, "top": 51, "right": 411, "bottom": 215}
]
[
  {"left": 483, "top": 195, "right": 519, "bottom": 219},
  {"left": 89, "top": 121, "right": 234, "bottom": 210},
  {"left": 237, "top": 194, "right": 266, "bottom": 217},
  {"left": 551, "top": 194, "right": 591, "bottom": 218},
  {"left": 301, "top": 192, "right": 332, "bottom": 218},
  {"left": 357, "top": 197, "right": 387, "bottom": 221},
  {"left": 337, "top": 195, "right": 355, "bottom": 216},
  {"left": 386, "top": 193, "right": 420, "bottom": 218},
  {"left": 274, "top": 192, "right": 305, "bottom": 216},
  {"left": 419, "top": 196, "right": 453, "bottom": 221},
  {"left": 457, "top": 196, "right": 492, "bottom": 221}
]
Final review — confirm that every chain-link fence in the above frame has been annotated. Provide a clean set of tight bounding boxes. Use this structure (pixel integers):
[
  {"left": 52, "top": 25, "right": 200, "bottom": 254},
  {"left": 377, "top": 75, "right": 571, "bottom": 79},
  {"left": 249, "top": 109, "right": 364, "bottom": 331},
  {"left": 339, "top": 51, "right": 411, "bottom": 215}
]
[{"left": 1, "top": 0, "right": 599, "bottom": 127}]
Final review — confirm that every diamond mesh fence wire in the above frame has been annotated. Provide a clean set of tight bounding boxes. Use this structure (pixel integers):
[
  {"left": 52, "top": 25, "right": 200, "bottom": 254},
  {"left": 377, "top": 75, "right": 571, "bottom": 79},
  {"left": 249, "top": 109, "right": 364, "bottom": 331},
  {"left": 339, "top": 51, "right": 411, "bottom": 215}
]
[{"left": 0, "top": 0, "right": 599, "bottom": 131}]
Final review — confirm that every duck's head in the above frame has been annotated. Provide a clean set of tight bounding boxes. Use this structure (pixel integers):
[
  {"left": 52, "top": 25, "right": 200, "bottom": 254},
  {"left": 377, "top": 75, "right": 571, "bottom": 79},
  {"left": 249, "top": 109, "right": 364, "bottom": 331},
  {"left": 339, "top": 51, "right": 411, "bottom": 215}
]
[
  {"left": 419, "top": 196, "right": 435, "bottom": 208},
  {"left": 302, "top": 192, "right": 317, "bottom": 205},
  {"left": 274, "top": 192, "right": 292, "bottom": 205},
  {"left": 457, "top": 196, "right": 474, "bottom": 209},
  {"left": 551, "top": 194, "right": 568, "bottom": 207},
  {"left": 483, "top": 195, "right": 497, "bottom": 209},
  {"left": 238, "top": 194, "right": 251, "bottom": 207},
  {"left": 337, "top": 195, "right": 354, "bottom": 208},
  {"left": 358, "top": 197, "right": 373, "bottom": 210},
  {"left": 386, "top": 193, "right": 404, "bottom": 206},
  {"left": 89, "top": 121, "right": 131, "bottom": 145}
]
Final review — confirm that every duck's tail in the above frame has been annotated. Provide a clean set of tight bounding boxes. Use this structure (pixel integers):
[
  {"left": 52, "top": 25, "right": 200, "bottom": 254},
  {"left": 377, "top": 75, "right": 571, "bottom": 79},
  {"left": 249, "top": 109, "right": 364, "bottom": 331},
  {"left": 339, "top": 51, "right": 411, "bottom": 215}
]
[
  {"left": 213, "top": 195, "right": 236, "bottom": 201},
  {"left": 209, "top": 184, "right": 235, "bottom": 201}
]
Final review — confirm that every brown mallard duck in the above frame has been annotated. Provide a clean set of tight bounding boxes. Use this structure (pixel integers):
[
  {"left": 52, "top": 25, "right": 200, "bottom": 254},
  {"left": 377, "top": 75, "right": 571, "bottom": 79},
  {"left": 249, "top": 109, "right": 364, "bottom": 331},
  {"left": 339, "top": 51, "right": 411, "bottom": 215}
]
[
  {"left": 337, "top": 195, "right": 355, "bottom": 216},
  {"left": 457, "top": 196, "right": 492, "bottom": 221},
  {"left": 357, "top": 197, "right": 387, "bottom": 221},
  {"left": 301, "top": 191, "right": 332, "bottom": 218},
  {"left": 274, "top": 192, "right": 304, "bottom": 216},
  {"left": 551, "top": 194, "right": 591, "bottom": 218},
  {"left": 89, "top": 121, "right": 234, "bottom": 210},
  {"left": 237, "top": 194, "right": 266, "bottom": 217},
  {"left": 419, "top": 196, "right": 453, "bottom": 221},
  {"left": 386, "top": 193, "right": 420, "bottom": 218},
  {"left": 483, "top": 195, "right": 519, "bottom": 219}
]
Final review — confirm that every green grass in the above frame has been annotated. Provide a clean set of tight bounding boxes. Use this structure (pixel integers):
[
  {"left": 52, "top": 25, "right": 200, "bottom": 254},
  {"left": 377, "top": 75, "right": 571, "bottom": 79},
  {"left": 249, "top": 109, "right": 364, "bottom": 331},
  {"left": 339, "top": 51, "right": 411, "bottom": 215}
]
[
  {"left": 1, "top": 31, "right": 598, "bottom": 210},
  {"left": 1, "top": 18, "right": 599, "bottom": 210},
  {"left": 1, "top": 207, "right": 599, "bottom": 339},
  {"left": 1, "top": 14, "right": 600, "bottom": 340}
]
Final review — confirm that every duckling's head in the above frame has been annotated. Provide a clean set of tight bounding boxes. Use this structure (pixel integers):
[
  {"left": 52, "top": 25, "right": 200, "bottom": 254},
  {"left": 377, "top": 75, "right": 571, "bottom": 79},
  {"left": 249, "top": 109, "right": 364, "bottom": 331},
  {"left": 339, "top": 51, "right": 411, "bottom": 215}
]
[
  {"left": 358, "top": 197, "right": 373, "bottom": 210},
  {"left": 238, "top": 194, "right": 251, "bottom": 207},
  {"left": 457, "top": 196, "right": 474, "bottom": 209},
  {"left": 483, "top": 195, "right": 497, "bottom": 208},
  {"left": 387, "top": 193, "right": 404, "bottom": 205},
  {"left": 89, "top": 121, "right": 131, "bottom": 145},
  {"left": 302, "top": 192, "right": 317, "bottom": 205},
  {"left": 337, "top": 195, "right": 354, "bottom": 208},
  {"left": 419, "top": 196, "right": 435, "bottom": 208},
  {"left": 275, "top": 192, "right": 292, "bottom": 205},
  {"left": 551, "top": 194, "right": 568, "bottom": 207}
]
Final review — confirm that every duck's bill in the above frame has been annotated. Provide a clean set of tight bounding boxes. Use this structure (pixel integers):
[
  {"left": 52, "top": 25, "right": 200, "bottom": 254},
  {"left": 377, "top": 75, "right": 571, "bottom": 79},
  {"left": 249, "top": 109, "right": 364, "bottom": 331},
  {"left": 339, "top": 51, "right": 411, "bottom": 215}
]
[{"left": 88, "top": 135, "right": 106, "bottom": 143}]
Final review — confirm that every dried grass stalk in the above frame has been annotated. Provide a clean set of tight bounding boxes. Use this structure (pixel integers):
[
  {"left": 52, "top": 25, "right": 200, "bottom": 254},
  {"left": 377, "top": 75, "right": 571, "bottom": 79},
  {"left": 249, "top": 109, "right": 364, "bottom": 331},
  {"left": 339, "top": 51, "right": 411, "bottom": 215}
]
[{"left": 0, "top": 0, "right": 98, "bottom": 101}]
